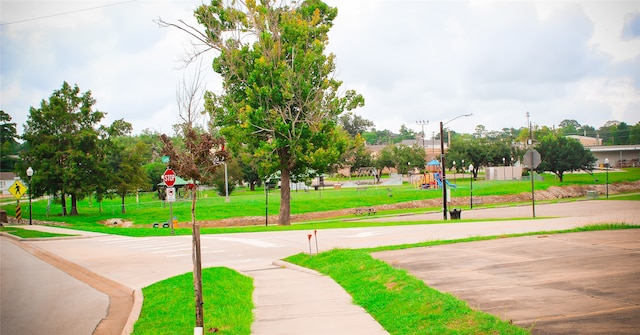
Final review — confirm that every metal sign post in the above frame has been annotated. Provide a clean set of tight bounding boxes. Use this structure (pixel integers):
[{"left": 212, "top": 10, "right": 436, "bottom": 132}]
[
  {"left": 166, "top": 187, "right": 176, "bottom": 234},
  {"left": 163, "top": 169, "right": 177, "bottom": 235}
]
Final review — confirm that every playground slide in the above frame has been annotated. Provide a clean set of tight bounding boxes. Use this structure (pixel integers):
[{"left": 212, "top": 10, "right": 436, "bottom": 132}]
[{"left": 435, "top": 176, "right": 456, "bottom": 189}]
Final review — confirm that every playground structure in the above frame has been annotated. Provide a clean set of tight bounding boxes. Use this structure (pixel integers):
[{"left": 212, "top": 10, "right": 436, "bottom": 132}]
[{"left": 412, "top": 159, "right": 456, "bottom": 190}]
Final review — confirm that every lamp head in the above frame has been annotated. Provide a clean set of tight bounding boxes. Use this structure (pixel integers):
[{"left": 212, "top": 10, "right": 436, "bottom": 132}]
[{"left": 26, "top": 167, "right": 34, "bottom": 177}]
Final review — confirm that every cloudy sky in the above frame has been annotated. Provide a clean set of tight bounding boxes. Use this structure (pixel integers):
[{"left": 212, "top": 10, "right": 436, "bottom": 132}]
[{"left": 1, "top": 0, "right": 639, "bottom": 138}]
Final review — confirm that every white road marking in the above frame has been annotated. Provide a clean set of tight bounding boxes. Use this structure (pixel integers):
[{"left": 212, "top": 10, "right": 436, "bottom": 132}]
[
  {"left": 345, "top": 231, "right": 384, "bottom": 238},
  {"left": 205, "top": 236, "right": 281, "bottom": 248}
]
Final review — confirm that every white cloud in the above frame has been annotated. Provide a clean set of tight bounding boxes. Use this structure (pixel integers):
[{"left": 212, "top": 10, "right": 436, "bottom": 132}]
[{"left": 1, "top": 0, "right": 638, "bottom": 139}]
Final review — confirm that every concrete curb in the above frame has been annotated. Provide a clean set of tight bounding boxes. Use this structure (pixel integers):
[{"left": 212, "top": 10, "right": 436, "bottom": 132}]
[
  {"left": 271, "top": 259, "right": 323, "bottom": 276},
  {"left": 121, "top": 289, "right": 144, "bottom": 335}
]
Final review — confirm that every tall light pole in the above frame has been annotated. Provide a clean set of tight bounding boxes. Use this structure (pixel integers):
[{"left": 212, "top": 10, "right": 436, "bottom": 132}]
[
  {"left": 605, "top": 158, "right": 609, "bottom": 198},
  {"left": 416, "top": 120, "right": 429, "bottom": 151},
  {"left": 469, "top": 164, "right": 474, "bottom": 209},
  {"left": 440, "top": 113, "right": 472, "bottom": 220},
  {"left": 26, "top": 167, "right": 33, "bottom": 225}
]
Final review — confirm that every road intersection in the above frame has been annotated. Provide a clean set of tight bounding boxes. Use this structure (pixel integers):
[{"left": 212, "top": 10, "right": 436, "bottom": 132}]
[{"left": 2, "top": 200, "right": 639, "bottom": 334}]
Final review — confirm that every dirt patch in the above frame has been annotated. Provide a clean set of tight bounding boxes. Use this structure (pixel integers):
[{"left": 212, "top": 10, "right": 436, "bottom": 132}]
[{"left": 99, "top": 218, "right": 133, "bottom": 228}]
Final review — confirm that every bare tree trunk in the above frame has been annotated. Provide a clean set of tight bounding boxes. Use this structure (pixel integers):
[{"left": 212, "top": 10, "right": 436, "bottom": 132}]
[
  {"left": 70, "top": 194, "right": 79, "bottom": 216},
  {"left": 61, "top": 194, "right": 67, "bottom": 216},
  {"left": 279, "top": 165, "right": 291, "bottom": 226},
  {"left": 121, "top": 194, "right": 126, "bottom": 214},
  {"left": 191, "top": 187, "right": 204, "bottom": 328}
]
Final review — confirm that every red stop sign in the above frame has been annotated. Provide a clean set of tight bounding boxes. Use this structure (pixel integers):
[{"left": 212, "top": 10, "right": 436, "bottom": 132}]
[{"left": 163, "top": 169, "right": 176, "bottom": 187}]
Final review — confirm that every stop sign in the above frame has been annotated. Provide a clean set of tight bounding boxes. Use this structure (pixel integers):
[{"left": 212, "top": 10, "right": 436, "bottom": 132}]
[
  {"left": 523, "top": 149, "right": 542, "bottom": 169},
  {"left": 163, "top": 169, "right": 176, "bottom": 187}
]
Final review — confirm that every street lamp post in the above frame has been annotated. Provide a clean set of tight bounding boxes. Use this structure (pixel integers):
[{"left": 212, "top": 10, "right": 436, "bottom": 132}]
[
  {"left": 469, "top": 164, "right": 474, "bottom": 209},
  {"left": 26, "top": 167, "right": 33, "bottom": 225},
  {"left": 605, "top": 158, "right": 609, "bottom": 198},
  {"left": 440, "top": 113, "right": 472, "bottom": 220}
]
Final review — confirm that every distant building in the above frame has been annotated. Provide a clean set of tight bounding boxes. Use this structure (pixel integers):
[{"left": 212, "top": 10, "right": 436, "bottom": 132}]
[
  {"left": 366, "top": 138, "right": 445, "bottom": 161},
  {"left": 1, "top": 172, "right": 18, "bottom": 196},
  {"left": 589, "top": 145, "right": 640, "bottom": 168},
  {"left": 566, "top": 135, "right": 602, "bottom": 147}
]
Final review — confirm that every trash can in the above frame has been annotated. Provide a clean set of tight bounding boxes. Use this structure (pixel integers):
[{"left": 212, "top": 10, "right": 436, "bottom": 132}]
[
  {"left": 449, "top": 209, "right": 462, "bottom": 220},
  {"left": 586, "top": 190, "right": 598, "bottom": 200}
]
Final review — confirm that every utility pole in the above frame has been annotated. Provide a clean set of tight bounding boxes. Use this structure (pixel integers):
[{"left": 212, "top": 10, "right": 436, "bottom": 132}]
[
  {"left": 527, "top": 112, "right": 536, "bottom": 218},
  {"left": 416, "top": 120, "right": 429, "bottom": 150}
]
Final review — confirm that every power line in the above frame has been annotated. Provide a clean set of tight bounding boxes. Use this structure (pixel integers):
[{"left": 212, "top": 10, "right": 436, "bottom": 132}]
[{"left": 0, "top": 0, "right": 137, "bottom": 26}]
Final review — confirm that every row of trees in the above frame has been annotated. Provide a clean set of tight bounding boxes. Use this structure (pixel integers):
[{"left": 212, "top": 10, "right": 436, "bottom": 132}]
[
  {"left": 353, "top": 118, "right": 640, "bottom": 146},
  {"left": 13, "top": 83, "right": 154, "bottom": 215},
  {"left": 2, "top": 0, "right": 627, "bottom": 223}
]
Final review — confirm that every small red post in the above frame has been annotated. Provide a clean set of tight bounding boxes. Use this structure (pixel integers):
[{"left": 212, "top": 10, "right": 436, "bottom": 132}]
[
  {"left": 314, "top": 230, "right": 319, "bottom": 254},
  {"left": 307, "top": 234, "right": 313, "bottom": 256}
]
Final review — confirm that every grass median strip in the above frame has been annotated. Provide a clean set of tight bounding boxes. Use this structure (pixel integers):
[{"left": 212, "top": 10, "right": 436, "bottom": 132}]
[
  {"left": 285, "top": 223, "right": 638, "bottom": 335},
  {"left": 132, "top": 267, "right": 253, "bottom": 335},
  {"left": 0, "top": 226, "right": 75, "bottom": 238}
]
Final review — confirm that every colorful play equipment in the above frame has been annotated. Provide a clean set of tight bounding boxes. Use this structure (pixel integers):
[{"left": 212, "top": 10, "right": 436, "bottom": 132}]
[{"left": 412, "top": 159, "right": 456, "bottom": 190}]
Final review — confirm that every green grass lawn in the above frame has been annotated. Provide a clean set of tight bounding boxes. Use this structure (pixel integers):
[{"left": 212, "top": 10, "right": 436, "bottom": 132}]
[
  {"left": 132, "top": 267, "right": 253, "bottom": 335},
  {"left": 3, "top": 168, "right": 637, "bottom": 232}
]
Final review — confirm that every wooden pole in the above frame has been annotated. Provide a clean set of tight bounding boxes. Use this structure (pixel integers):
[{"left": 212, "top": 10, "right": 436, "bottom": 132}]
[{"left": 191, "top": 188, "right": 204, "bottom": 329}]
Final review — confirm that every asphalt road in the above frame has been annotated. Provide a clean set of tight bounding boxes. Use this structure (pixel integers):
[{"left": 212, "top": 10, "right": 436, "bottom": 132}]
[{"left": 2, "top": 200, "right": 639, "bottom": 334}]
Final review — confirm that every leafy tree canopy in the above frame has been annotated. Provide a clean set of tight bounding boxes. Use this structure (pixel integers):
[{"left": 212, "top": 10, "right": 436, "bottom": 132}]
[
  {"left": 195, "top": 0, "right": 363, "bottom": 225},
  {"left": 21, "top": 82, "right": 130, "bottom": 215},
  {"left": 535, "top": 134, "right": 597, "bottom": 182},
  {"left": 0, "top": 110, "right": 19, "bottom": 172}
]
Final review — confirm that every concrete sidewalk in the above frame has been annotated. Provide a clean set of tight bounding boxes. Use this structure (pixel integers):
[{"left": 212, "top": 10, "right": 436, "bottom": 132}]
[{"left": 251, "top": 261, "right": 389, "bottom": 334}]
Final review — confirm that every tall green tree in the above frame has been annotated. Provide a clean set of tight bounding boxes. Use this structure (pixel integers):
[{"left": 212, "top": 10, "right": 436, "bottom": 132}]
[
  {"left": 108, "top": 137, "right": 149, "bottom": 214},
  {"left": 598, "top": 120, "right": 619, "bottom": 145},
  {"left": 168, "top": 0, "right": 364, "bottom": 225},
  {"left": 0, "top": 110, "right": 19, "bottom": 172},
  {"left": 338, "top": 112, "right": 374, "bottom": 137},
  {"left": 558, "top": 119, "right": 581, "bottom": 135},
  {"left": 535, "top": 134, "right": 596, "bottom": 182},
  {"left": 21, "top": 82, "right": 124, "bottom": 215},
  {"left": 340, "top": 133, "right": 372, "bottom": 174}
]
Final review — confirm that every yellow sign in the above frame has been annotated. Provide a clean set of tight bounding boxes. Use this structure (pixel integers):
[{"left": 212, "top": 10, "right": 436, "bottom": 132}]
[{"left": 8, "top": 180, "right": 27, "bottom": 199}]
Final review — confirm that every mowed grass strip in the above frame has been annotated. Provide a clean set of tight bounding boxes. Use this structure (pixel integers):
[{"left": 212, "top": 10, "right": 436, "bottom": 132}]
[
  {"left": 0, "top": 226, "right": 75, "bottom": 238},
  {"left": 286, "top": 249, "right": 528, "bottom": 335},
  {"left": 285, "top": 224, "right": 639, "bottom": 335},
  {"left": 132, "top": 267, "right": 253, "bottom": 335}
]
